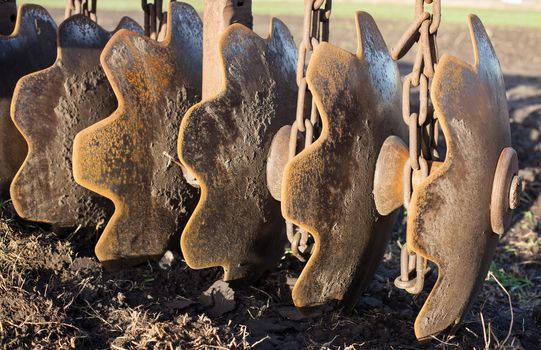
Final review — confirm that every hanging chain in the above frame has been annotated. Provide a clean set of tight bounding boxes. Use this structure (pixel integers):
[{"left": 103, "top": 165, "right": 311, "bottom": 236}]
[
  {"left": 65, "top": 0, "right": 97, "bottom": 22},
  {"left": 391, "top": 0, "right": 441, "bottom": 294},
  {"left": 142, "top": 0, "right": 175, "bottom": 40},
  {"left": 285, "top": 0, "right": 332, "bottom": 262}
]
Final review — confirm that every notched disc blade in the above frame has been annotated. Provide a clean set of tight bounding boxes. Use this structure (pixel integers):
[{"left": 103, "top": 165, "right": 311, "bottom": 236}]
[
  {"left": 408, "top": 15, "right": 511, "bottom": 339},
  {"left": 72, "top": 2, "right": 202, "bottom": 266},
  {"left": 0, "top": 5, "right": 56, "bottom": 197},
  {"left": 282, "top": 12, "right": 405, "bottom": 310},
  {"left": 178, "top": 19, "right": 297, "bottom": 281},
  {"left": 11, "top": 16, "right": 143, "bottom": 228}
]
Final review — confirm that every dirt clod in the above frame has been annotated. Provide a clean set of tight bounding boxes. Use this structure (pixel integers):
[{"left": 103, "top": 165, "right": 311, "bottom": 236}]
[{"left": 200, "top": 280, "right": 237, "bottom": 317}]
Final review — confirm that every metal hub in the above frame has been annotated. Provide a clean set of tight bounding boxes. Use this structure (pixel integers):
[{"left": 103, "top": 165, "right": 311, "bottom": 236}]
[{"left": 491, "top": 147, "right": 521, "bottom": 235}]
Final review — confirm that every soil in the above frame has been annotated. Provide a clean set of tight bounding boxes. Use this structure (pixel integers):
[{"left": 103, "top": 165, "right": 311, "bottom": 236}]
[{"left": 0, "top": 9, "right": 540, "bottom": 350}]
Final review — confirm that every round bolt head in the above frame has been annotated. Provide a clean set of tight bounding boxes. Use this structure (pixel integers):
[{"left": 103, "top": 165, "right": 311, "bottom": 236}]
[{"left": 509, "top": 175, "right": 522, "bottom": 210}]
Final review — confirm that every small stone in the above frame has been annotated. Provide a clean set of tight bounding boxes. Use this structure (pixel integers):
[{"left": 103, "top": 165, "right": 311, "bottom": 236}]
[
  {"left": 159, "top": 250, "right": 175, "bottom": 270},
  {"left": 199, "top": 280, "right": 236, "bottom": 317}
]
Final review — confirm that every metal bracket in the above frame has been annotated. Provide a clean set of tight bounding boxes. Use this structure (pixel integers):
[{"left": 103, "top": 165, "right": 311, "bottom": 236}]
[
  {"left": 72, "top": 2, "right": 202, "bottom": 267},
  {"left": 0, "top": 4, "right": 56, "bottom": 197},
  {"left": 10, "top": 16, "right": 142, "bottom": 228},
  {"left": 281, "top": 12, "right": 406, "bottom": 310},
  {"left": 178, "top": 19, "right": 297, "bottom": 282}
]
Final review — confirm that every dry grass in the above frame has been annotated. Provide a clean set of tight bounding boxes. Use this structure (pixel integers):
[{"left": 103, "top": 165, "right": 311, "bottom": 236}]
[{"left": 0, "top": 202, "right": 252, "bottom": 349}]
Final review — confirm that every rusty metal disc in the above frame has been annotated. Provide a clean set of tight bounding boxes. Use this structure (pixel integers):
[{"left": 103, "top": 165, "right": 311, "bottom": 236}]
[
  {"left": 407, "top": 15, "right": 512, "bottom": 339},
  {"left": 0, "top": 4, "right": 56, "bottom": 197},
  {"left": 72, "top": 2, "right": 202, "bottom": 267},
  {"left": 178, "top": 19, "right": 297, "bottom": 282},
  {"left": 282, "top": 12, "right": 406, "bottom": 310},
  {"left": 10, "top": 16, "right": 143, "bottom": 228}
]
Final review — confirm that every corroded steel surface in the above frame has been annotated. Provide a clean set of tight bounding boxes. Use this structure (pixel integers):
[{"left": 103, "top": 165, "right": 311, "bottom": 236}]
[
  {"left": 72, "top": 2, "right": 202, "bottom": 266},
  {"left": 282, "top": 12, "right": 405, "bottom": 310},
  {"left": 178, "top": 19, "right": 297, "bottom": 281},
  {"left": 202, "top": 0, "right": 253, "bottom": 99},
  {"left": 0, "top": 4, "right": 56, "bottom": 197},
  {"left": 373, "top": 135, "right": 409, "bottom": 216},
  {"left": 0, "top": 1, "right": 16, "bottom": 35},
  {"left": 10, "top": 16, "right": 142, "bottom": 228},
  {"left": 266, "top": 125, "right": 292, "bottom": 201},
  {"left": 408, "top": 15, "right": 511, "bottom": 339}
]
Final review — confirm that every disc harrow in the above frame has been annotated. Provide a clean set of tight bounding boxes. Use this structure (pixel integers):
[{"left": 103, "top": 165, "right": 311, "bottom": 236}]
[
  {"left": 178, "top": 18, "right": 297, "bottom": 282},
  {"left": 281, "top": 11, "right": 406, "bottom": 311},
  {"left": 373, "top": 5, "right": 520, "bottom": 339},
  {"left": 395, "top": 16, "right": 515, "bottom": 339},
  {"left": 1, "top": 0, "right": 524, "bottom": 342},
  {"left": 10, "top": 15, "right": 142, "bottom": 228},
  {"left": 0, "top": 4, "right": 57, "bottom": 197},
  {"left": 72, "top": 1, "right": 202, "bottom": 267}
]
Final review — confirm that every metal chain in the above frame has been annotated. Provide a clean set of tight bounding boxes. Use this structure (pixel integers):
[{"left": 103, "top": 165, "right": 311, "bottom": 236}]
[
  {"left": 65, "top": 0, "right": 97, "bottom": 22},
  {"left": 392, "top": 0, "right": 441, "bottom": 294},
  {"left": 286, "top": 0, "right": 332, "bottom": 262},
  {"left": 142, "top": 0, "right": 175, "bottom": 40}
]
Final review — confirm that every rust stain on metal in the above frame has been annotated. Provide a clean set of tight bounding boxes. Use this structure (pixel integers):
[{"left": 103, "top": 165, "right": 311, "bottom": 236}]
[
  {"left": 407, "top": 15, "right": 511, "bottom": 339},
  {"left": 202, "top": 0, "right": 253, "bottom": 99},
  {"left": 282, "top": 12, "right": 406, "bottom": 310},
  {"left": 10, "top": 16, "right": 142, "bottom": 228},
  {"left": 72, "top": 2, "right": 202, "bottom": 267},
  {"left": 0, "top": 4, "right": 56, "bottom": 197},
  {"left": 178, "top": 19, "right": 297, "bottom": 282}
]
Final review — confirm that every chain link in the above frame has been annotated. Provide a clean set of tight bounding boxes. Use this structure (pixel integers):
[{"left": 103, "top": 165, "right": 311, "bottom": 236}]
[
  {"left": 392, "top": 0, "right": 441, "bottom": 294},
  {"left": 65, "top": 0, "right": 97, "bottom": 22},
  {"left": 142, "top": 0, "right": 175, "bottom": 40},
  {"left": 285, "top": 0, "right": 332, "bottom": 262}
]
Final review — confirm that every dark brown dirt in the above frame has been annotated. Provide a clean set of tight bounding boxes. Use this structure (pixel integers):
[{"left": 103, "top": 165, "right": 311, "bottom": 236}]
[{"left": 0, "top": 9, "right": 540, "bottom": 350}]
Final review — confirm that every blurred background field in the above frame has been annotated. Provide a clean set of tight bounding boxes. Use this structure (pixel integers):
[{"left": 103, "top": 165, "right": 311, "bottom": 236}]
[{"left": 26, "top": 0, "right": 541, "bottom": 28}]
